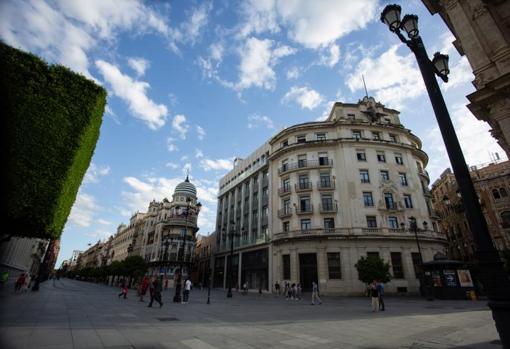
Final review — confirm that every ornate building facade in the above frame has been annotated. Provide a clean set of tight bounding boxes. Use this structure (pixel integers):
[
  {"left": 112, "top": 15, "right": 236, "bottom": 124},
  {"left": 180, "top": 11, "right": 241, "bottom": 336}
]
[
  {"left": 214, "top": 98, "right": 447, "bottom": 295},
  {"left": 431, "top": 161, "right": 510, "bottom": 261},
  {"left": 423, "top": 0, "right": 510, "bottom": 156}
]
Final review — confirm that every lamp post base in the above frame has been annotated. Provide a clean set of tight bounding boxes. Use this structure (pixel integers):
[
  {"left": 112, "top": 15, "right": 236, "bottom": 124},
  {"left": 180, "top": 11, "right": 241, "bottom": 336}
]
[
  {"left": 226, "top": 288, "right": 232, "bottom": 298},
  {"left": 488, "top": 300, "right": 510, "bottom": 348},
  {"left": 173, "top": 282, "right": 182, "bottom": 303}
]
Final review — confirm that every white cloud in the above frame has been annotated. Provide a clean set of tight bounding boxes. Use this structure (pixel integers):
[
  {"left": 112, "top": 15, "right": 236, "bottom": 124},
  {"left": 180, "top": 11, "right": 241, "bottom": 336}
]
[
  {"left": 319, "top": 43, "right": 340, "bottom": 67},
  {"left": 97, "top": 219, "right": 112, "bottom": 226},
  {"left": 248, "top": 114, "right": 275, "bottom": 129},
  {"left": 172, "top": 114, "right": 189, "bottom": 139},
  {"left": 425, "top": 104, "right": 508, "bottom": 181},
  {"left": 282, "top": 86, "right": 324, "bottom": 110},
  {"left": 346, "top": 45, "right": 423, "bottom": 109},
  {"left": 236, "top": 37, "right": 295, "bottom": 91},
  {"left": 128, "top": 57, "right": 150, "bottom": 77},
  {"left": 286, "top": 67, "right": 300, "bottom": 80},
  {"left": 68, "top": 192, "right": 99, "bottom": 227},
  {"left": 195, "top": 149, "right": 204, "bottom": 158},
  {"left": 443, "top": 57, "right": 473, "bottom": 91},
  {"left": 238, "top": 0, "right": 377, "bottom": 49},
  {"left": 84, "top": 163, "right": 110, "bottom": 183},
  {"left": 200, "top": 158, "right": 234, "bottom": 172},
  {"left": 0, "top": 0, "right": 171, "bottom": 78},
  {"left": 165, "top": 162, "right": 179, "bottom": 170},
  {"left": 181, "top": 2, "right": 212, "bottom": 45},
  {"left": 96, "top": 60, "right": 168, "bottom": 129},
  {"left": 167, "top": 137, "right": 179, "bottom": 152},
  {"left": 85, "top": 230, "right": 112, "bottom": 239},
  {"left": 196, "top": 125, "right": 206, "bottom": 140}
]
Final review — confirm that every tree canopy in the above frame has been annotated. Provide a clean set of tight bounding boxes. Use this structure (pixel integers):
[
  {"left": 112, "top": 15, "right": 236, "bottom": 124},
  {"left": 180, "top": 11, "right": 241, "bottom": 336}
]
[{"left": 355, "top": 255, "right": 392, "bottom": 284}]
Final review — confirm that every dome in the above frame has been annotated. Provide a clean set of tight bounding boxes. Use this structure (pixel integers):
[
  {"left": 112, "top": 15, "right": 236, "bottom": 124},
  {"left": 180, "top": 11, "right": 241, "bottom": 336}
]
[{"left": 174, "top": 176, "right": 197, "bottom": 197}]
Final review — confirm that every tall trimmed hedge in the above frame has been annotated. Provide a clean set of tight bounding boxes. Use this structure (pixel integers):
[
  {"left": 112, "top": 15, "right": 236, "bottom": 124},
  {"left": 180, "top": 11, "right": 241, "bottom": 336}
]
[{"left": 1, "top": 42, "right": 107, "bottom": 240}]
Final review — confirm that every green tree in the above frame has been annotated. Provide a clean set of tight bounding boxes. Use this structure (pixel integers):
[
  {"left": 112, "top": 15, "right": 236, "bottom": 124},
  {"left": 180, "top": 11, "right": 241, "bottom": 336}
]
[{"left": 355, "top": 255, "right": 392, "bottom": 285}]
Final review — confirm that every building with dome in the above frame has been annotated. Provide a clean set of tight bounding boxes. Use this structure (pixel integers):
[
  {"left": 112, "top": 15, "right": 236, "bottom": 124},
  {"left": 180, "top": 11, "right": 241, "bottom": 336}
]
[
  {"left": 139, "top": 176, "right": 202, "bottom": 277},
  {"left": 213, "top": 97, "right": 447, "bottom": 295}
]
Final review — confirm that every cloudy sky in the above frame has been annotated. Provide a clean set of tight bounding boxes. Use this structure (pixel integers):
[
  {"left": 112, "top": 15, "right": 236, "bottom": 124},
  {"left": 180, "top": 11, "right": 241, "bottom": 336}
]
[{"left": 1, "top": 0, "right": 505, "bottom": 266}]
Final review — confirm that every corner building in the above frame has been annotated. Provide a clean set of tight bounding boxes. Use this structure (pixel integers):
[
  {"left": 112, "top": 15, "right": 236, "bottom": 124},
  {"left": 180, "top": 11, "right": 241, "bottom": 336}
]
[{"left": 214, "top": 97, "right": 447, "bottom": 295}]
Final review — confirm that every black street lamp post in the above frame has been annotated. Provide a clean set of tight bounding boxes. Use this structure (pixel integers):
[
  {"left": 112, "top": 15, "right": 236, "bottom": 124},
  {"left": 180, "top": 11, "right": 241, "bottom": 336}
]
[
  {"left": 207, "top": 268, "right": 212, "bottom": 305},
  {"left": 225, "top": 220, "right": 240, "bottom": 298},
  {"left": 381, "top": 5, "right": 510, "bottom": 347}
]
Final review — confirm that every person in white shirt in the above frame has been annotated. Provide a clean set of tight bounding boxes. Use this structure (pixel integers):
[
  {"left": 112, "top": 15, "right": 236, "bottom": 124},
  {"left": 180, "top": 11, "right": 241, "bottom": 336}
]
[{"left": 183, "top": 279, "right": 192, "bottom": 303}]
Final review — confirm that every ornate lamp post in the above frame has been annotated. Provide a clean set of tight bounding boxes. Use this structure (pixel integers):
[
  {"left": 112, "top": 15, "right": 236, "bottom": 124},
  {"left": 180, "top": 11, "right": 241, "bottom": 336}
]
[{"left": 381, "top": 5, "right": 510, "bottom": 346}]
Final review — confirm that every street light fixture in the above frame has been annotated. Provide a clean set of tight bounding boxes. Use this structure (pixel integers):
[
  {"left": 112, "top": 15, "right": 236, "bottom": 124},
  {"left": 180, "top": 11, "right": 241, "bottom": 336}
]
[
  {"left": 381, "top": 5, "right": 510, "bottom": 346},
  {"left": 225, "top": 220, "right": 240, "bottom": 298}
]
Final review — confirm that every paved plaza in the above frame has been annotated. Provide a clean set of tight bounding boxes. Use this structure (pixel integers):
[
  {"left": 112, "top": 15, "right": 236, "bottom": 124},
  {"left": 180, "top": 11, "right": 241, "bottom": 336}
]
[{"left": 0, "top": 279, "right": 502, "bottom": 349}]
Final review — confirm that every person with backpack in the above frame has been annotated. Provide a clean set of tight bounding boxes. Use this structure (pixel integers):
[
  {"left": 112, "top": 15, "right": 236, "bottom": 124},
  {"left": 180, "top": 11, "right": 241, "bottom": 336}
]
[
  {"left": 148, "top": 276, "right": 163, "bottom": 308},
  {"left": 377, "top": 280, "right": 385, "bottom": 311}
]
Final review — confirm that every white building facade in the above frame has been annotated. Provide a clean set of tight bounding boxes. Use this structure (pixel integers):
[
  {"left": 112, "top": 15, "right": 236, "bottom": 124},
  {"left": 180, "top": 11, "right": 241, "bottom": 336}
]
[{"left": 213, "top": 97, "right": 447, "bottom": 295}]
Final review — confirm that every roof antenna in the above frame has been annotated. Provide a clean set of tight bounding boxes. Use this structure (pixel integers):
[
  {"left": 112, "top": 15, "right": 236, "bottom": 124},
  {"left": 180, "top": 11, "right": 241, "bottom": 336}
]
[
  {"left": 185, "top": 168, "right": 189, "bottom": 182},
  {"left": 362, "top": 74, "right": 369, "bottom": 98}
]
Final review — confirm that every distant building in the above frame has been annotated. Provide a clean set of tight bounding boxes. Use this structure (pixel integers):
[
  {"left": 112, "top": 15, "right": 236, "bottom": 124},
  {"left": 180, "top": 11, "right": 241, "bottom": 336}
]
[
  {"left": 192, "top": 232, "right": 216, "bottom": 286},
  {"left": 214, "top": 97, "right": 447, "bottom": 295},
  {"left": 431, "top": 160, "right": 510, "bottom": 261},
  {"left": 423, "top": 0, "right": 510, "bottom": 157},
  {"left": 0, "top": 236, "right": 48, "bottom": 276}
]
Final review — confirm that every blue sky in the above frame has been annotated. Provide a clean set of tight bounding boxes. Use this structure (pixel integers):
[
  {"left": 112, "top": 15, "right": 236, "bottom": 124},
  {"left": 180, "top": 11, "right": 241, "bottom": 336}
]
[{"left": 1, "top": 0, "right": 505, "bottom": 266}]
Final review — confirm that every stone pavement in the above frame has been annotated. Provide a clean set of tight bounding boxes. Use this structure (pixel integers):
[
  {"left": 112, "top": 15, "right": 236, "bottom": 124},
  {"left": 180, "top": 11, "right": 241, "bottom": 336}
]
[{"left": 0, "top": 278, "right": 502, "bottom": 349}]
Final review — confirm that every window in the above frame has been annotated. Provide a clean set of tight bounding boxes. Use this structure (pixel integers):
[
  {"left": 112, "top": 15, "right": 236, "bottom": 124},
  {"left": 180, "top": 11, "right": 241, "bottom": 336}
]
[
  {"left": 366, "top": 216, "right": 377, "bottom": 228},
  {"left": 282, "top": 159, "right": 288, "bottom": 172},
  {"left": 321, "top": 194, "right": 334, "bottom": 211},
  {"left": 300, "top": 196, "right": 311, "bottom": 212},
  {"left": 298, "top": 154, "right": 307, "bottom": 168},
  {"left": 283, "top": 199, "right": 291, "bottom": 214},
  {"left": 389, "top": 134, "right": 398, "bottom": 143},
  {"left": 380, "top": 170, "right": 390, "bottom": 181},
  {"left": 282, "top": 255, "right": 291, "bottom": 280},
  {"left": 327, "top": 253, "right": 342, "bottom": 279},
  {"left": 318, "top": 152, "right": 329, "bottom": 166},
  {"left": 411, "top": 252, "right": 421, "bottom": 278},
  {"left": 372, "top": 131, "right": 380, "bottom": 140},
  {"left": 360, "top": 170, "right": 370, "bottom": 183},
  {"left": 501, "top": 188, "right": 508, "bottom": 197},
  {"left": 283, "top": 178, "right": 290, "bottom": 192},
  {"left": 391, "top": 252, "right": 404, "bottom": 278},
  {"left": 296, "top": 135, "right": 306, "bottom": 143},
  {"left": 347, "top": 113, "right": 355, "bottom": 119},
  {"left": 301, "top": 219, "right": 311, "bottom": 231},
  {"left": 388, "top": 216, "right": 399, "bottom": 229},
  {"left": 316, "top": 133, "right": 326, "bottom": 141},
  {"left": 298, "top": 174, "right": 310, "bottom": 189},
  {"left": 395, "top": 153, "right": 403, "bottom": 165},
  {"left": 384, "top": 192, "right": 395, "bottom": 209},
  {"left": 363, "top": 192, "right": 374, "bottom": 207},
  {"left": 282, "top": 139, "right": 288, "bottom": 147},
  {"left": 283, "top": 221, "right": 290, "bottom": 232},
  {"left": 324, "top": 218, "right": 335, "bottom": 231},
  {"left": 367, "top": 252, "right": 379, "bottom": 259},
  {"left": 404, "top": 194, "right": 413, "bottom": 209},
  {"left": 501, "top": 211, "right": 510, "bottom": 228},
  {"left": 320, "top": 173, "right": 331, "bottom": 188},
  {"left": 399, "top": 173, "right": 408, "bottom": 186},
  {"left": 493, "top": 189, "right": 501, "bottom": 200},
  {"left": 377, "top": 151, "right": 386, "bottom": 162},
  {"left": 352, "top": 130, "right": 362, "bottom": 140},
  {"left": 356, "top": 150, "right": 367, "bottom": 161}
]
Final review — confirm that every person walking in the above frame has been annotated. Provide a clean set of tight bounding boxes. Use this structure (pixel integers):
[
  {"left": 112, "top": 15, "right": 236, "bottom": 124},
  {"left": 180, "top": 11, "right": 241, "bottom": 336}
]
[
  {"left": 183, "top": 278, "right": 191, "bottom": 303},
  {"left": 311, "top": 281, "right": 322, "bottom": 305},
  {"left": 139, "top": 276, "right": 149, "bottom": 302},
  {"left": 274, "top": 281, "right": 280, "bottom": 295},
  {"left": 148, "top": 276, "right": 163, "bottom": 308},
  {"left": 377, "top": 280, "right": 385, "bottom": 311},
  {"left": 14, "top": 273, "right": 26, "bottom": 293},
  {"left": 22, "top": 273, "right": 31, "bottom": 293},
  {"left": 118, "top": 278, "right": 128, "bottom": 299},
  {"left": 370, "top": 280, "right": 380, "bottom": 312},
  {"left": 296, "top": 283, "right": 302, "bottom": 300}
]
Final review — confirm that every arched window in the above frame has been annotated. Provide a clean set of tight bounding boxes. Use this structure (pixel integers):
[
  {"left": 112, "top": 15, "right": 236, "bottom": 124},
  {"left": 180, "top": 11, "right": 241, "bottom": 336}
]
[
  {"left": 500, "top": 187, "right": 508, "bottom": 198},
  {"left": 493, "top": 189, "right": 501, "bottom": 200},
  {"left": 501, "top": 211, "right": 510, "bottom": 228}
]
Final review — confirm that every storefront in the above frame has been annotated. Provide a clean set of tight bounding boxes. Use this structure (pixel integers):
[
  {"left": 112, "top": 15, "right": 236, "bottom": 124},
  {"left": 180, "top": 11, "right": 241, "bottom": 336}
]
[{"left": 241, "top": 248, "right": 268, "bottom": 290}]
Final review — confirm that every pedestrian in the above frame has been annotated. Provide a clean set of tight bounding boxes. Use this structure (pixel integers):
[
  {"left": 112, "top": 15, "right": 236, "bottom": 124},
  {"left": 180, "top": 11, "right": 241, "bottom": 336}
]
[
  {"left": 291, "top": 283, "right": 296, "bottom": 300},
  {"left": 148, "top": 276, "right": 163, "bottom": 308},
  {"left": 22, "top": 273, "right": 31, "bottom": 293},
  {"left": 183, "top": 278, "right": 192, "bottom": 303},
  {"left": 242, "top": 282, "right": 248, "bottom": 295},
  {"left": 311, "top": 281, "right": 322, "bottom": 305},
  {"left": 118, "top": 278, "right": 128, "bottom": 299},
  {"left": 284, "top": 281, "right": 289, "bottom": 299},
  {"left": 296, "top": 283, "right": 302, "bottom": 300},
  {"left": 139, "top": 276, "right": 149, "bottom": 302},
  {"left": 377, "top": 280, "right": 385, "bottom": 311},
  {"left": 14, "top": 273, "right": 26, "bottom": 293},
  {"left": 370, "top": 280, "right": 380, "bottom": 312},
  {"left": 274, "top": 281, "right": 280, "bottom": 295}
]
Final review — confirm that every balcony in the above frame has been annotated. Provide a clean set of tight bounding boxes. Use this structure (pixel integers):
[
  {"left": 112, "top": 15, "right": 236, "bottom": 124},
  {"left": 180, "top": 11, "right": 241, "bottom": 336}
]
[
  {"left": 296, "top": 204, "right": 313, "bottom": 215},
  {"left": 278, "top": 208, "right": 292, "bottom": 218},
  {"left": 261, "top": 194, "right": 269, "bottom": 206},
  {"left": 262, "top": 177, "right": 269, "bottom": 188},
  {"left": 295, "top": 181, "right": 312, "bottom": 192},
  {"left": 317, "top": 180, "right": 335, "bottom": 190},
  {"left": 261, "top": 215, "right": 268, "bottom": 226},
  {"left": 319, "top": 203, "right": 338, "bottom": 213},
  {"left": 278, "top": 185, "right": 291, "bottom": 196},
  {"left": 279, "top": 159, "right": 333, "bottom": 175}
]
